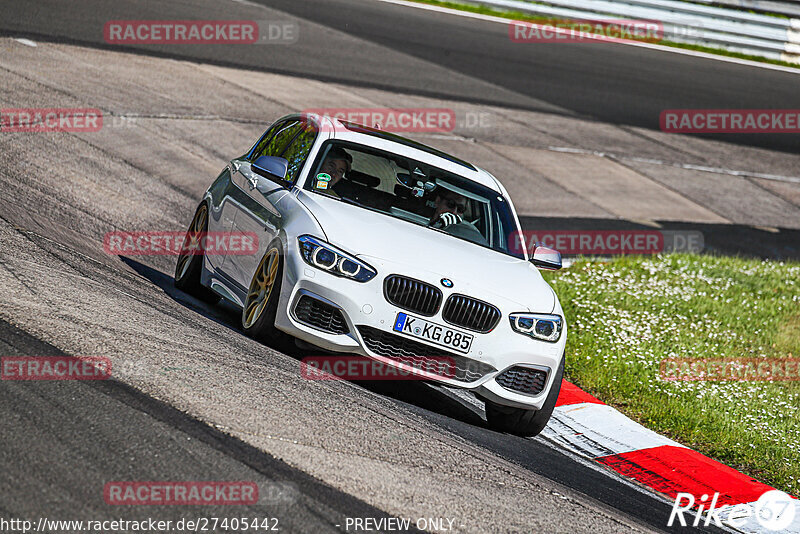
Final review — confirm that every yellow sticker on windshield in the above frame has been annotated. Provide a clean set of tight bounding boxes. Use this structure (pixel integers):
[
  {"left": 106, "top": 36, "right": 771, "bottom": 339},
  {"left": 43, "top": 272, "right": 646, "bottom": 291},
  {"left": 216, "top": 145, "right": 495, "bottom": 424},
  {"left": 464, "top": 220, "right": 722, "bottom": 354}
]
[{"left": 317, "top": 180, "right": 329, "bottom": 189}]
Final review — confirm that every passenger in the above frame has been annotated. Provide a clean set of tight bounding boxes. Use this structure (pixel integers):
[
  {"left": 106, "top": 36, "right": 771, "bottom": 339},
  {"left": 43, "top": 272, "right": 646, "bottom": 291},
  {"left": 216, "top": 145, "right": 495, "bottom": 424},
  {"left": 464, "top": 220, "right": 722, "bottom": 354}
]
[{"left": 318, "top": 148, "right": 352, "bottom": 188}]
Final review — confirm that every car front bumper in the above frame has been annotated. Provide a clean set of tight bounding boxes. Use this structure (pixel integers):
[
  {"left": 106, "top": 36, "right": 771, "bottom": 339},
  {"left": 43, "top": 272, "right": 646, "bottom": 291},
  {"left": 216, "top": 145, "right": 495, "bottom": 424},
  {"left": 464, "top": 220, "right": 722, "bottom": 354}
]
[{"left": 273, "top": 243, "right": 566, "bottom": 410}]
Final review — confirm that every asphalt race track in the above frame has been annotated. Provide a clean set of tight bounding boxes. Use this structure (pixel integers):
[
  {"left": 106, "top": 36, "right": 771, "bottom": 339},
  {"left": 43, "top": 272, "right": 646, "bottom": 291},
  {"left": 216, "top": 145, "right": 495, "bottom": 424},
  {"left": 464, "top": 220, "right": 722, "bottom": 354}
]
[
  {"left": 0, "top": 319, "right": 407, "bottom": 533},
  {"left": 1, "top": 0, "right": 799, "bottom": 152},
  {"left": 0, "top": 0, "right": 798, "bottom": 532}
]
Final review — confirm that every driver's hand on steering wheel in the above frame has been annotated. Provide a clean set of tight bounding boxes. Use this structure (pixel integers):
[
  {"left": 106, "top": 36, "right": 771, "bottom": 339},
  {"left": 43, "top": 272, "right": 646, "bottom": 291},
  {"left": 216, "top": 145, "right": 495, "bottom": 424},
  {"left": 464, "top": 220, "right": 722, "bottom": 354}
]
[{"left": 433, "top": 212, "right": 462, "bottom": 229}]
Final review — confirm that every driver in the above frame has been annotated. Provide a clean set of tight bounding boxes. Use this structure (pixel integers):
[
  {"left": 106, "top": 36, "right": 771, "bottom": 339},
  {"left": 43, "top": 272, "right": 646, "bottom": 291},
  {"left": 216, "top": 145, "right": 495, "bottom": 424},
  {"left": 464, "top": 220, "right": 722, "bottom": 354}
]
[
  {"left": 429, "top": 190, "right": 467, "bottom": 228},
  {"left": 429, "top": 189, "right": 489, "bottom": 246}
]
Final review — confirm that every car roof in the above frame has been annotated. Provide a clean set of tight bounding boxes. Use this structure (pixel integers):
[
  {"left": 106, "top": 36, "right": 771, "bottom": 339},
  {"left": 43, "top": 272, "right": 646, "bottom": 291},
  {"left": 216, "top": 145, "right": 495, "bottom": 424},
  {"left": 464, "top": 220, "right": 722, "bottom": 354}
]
[{"left": 301, "top": 114, "right": 504, "bottom": 194}]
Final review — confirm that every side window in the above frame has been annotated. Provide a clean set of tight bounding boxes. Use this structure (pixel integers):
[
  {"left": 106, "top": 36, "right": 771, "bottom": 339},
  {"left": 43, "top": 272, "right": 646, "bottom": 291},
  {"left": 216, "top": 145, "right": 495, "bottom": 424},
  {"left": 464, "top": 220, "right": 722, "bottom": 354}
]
[
  {"left": 248, "top": 121, "right": 284, "bottom": 160},
  {"left": 281, "top": 123, "right": 318, "bottom": 183},
  {"left": 249, "top": 120, "right": 302, "bottom": 160}
]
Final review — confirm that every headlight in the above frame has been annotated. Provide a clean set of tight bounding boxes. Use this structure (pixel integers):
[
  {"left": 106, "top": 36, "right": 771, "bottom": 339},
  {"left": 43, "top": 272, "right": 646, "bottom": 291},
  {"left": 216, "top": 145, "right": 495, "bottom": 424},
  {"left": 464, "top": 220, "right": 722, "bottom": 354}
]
[
  {"left": 298, "top": 235, "right": 377, "bottom": 282},
  {"left": 509, "top": 313, "right": 563, "bottom": 342}
]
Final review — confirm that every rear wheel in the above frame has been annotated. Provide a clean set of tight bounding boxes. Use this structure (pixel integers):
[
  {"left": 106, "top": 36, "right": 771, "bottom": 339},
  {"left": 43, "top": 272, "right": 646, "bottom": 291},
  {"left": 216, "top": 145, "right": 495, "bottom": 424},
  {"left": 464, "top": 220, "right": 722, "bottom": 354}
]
[
  {"left": 174, "top": 203, "right": 220, "bottom": 304},
  {"left": 242, "top": 244, "right": 283, "bottom": 343},
  {"left": 485, "top": 355, "right": 564, "bottom": 437}
]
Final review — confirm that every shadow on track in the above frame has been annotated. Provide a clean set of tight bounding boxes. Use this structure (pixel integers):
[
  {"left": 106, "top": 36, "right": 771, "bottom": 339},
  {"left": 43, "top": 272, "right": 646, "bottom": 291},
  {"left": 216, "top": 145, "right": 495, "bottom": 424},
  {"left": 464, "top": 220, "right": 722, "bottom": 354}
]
[
  {"left": 118, "top": 256, "right": 490, "bottom": 430},
  {"left": 0, "top": 319, "right": 422, "bottom": 532}
]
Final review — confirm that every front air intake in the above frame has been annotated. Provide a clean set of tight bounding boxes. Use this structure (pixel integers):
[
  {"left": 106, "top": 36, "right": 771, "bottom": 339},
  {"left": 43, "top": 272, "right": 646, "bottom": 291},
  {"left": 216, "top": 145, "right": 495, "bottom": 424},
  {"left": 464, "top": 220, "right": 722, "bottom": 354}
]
[
  {"left": 357, "top": 325, "right": 496, "bottom": 383},
  {"left": 294, "top": 295, "right": 349, "bottom": 335},
  {"left": 495, "top": 366, "right": 548, "bottom": 396}
]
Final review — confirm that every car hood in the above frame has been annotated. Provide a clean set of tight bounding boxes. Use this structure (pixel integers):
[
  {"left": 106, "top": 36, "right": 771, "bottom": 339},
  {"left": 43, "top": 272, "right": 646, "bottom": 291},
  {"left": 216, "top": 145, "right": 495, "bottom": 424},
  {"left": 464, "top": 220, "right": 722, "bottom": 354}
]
[{"left": 297, "top": 191, "right": 556, "bottom": 312}]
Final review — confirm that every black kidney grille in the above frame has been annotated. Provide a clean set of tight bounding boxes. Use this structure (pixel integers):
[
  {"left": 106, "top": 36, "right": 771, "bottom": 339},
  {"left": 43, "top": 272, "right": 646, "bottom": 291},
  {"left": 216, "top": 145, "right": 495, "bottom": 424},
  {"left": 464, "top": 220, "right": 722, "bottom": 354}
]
[
  {"left": 294, "top": 295, "right": 349, "bottom": 335},
  {"left": 356, "top": 325, "right": 495, "bottom": 383},
  {"left": 442, "top": 294, "right": 501, "bottom": 333},
  {"left": 383, "top": 275, "right": 442, "bottom": 316},
  {"left": 495, "top": 366, "right": 548, "bottom": 396}
]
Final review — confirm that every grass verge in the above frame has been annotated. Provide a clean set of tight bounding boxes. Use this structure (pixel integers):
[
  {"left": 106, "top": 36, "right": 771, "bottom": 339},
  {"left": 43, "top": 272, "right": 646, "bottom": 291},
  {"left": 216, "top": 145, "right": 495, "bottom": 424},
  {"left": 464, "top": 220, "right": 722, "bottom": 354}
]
[
  {"left": 405, "top": 0, "right": 800, "bottom": 69},
  {"left": 542, "top": 254, "right": 800, "bottom": 495}
]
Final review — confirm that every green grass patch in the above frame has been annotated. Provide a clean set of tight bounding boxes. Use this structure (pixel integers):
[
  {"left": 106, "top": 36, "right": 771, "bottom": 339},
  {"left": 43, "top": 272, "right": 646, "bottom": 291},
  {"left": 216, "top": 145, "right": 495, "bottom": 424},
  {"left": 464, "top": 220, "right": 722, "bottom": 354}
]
[
  {"left": 542, "top": 254, "right": 800, "bottom": 494},
  {"left": 406, "top": 0, "right": 800, "bottom": 69}
]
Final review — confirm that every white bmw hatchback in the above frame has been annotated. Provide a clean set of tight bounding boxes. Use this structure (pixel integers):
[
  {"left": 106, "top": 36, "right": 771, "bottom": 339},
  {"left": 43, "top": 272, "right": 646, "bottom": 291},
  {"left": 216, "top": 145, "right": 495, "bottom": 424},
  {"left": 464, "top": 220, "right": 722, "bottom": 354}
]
[{"left": 175, "top": 113, "right": 567, "bottom": 436}]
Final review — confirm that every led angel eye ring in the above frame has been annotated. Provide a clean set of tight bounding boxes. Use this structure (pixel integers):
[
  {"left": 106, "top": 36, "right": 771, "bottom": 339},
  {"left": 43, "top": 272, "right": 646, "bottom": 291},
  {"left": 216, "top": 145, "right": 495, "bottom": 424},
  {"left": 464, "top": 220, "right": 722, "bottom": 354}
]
[
  {"left": 337, "top": 257, "right": 361, "bottom": 277},
  {"left": 311, "top": 246, "right": 337, "bottom": 270},
  {"left": 514, "top": 316, "right": 536, "bottom": 333}
]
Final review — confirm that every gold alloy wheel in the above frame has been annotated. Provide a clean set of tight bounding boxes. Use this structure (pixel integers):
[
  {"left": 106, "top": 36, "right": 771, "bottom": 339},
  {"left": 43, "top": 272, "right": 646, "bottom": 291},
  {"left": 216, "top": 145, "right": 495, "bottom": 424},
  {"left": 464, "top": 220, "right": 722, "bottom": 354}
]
[
  {"left": 243, "top": 248, "right": 280, "bottom": 329},
  {"left": 175, "top": 204, "right": 207, "bottom": 282}
]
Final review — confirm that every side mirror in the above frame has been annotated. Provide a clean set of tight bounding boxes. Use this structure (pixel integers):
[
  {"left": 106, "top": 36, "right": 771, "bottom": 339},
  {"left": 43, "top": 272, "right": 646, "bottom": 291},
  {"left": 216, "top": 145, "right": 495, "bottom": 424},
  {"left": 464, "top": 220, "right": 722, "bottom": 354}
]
[
  {"left": 531, "top": 244, "right": 562, "bottom": 270},
  {"left": 252, "top": 155, "right": 289, "bottom": 182}
]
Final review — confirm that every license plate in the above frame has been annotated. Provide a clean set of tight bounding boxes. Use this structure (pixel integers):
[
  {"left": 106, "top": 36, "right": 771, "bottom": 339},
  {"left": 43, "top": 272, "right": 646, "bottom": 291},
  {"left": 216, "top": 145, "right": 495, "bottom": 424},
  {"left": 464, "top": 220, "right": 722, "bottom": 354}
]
[{"left": 393, "top": 312, "right": 474, "bottom": 354}]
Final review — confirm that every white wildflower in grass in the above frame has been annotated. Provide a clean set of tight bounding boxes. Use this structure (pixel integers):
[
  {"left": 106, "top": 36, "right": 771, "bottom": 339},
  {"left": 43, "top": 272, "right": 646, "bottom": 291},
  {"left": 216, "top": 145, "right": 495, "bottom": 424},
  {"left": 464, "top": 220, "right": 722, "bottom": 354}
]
[{"left": 544, "top": 253, "right": 800, "bottom": 495}]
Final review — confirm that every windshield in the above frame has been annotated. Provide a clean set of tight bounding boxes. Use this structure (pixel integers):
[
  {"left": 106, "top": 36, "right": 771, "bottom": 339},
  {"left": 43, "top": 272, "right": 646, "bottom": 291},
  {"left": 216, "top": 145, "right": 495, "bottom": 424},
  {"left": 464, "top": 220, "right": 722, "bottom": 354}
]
[{"left": 304, "top": 141, "right": 524, "bottom": 259}]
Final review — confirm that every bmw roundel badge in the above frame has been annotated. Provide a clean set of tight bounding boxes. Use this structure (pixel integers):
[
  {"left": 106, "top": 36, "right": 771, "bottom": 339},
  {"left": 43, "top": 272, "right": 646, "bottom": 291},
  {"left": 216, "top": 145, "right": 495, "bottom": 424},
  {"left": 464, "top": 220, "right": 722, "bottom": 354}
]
[{"left": 441, "top": 278, "right": 454, "bottom": 288}]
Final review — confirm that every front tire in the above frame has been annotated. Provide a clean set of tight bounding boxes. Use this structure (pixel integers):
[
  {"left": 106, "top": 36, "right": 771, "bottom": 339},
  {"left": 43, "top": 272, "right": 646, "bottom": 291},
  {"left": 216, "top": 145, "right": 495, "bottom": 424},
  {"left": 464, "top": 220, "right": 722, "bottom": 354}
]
[
  {"left": 174, "top": 203, "right": 220, "bottom": 304},
  {"left": 485, "top": 355, "right": 564, "bottom": 437},
  {"left": 242, "top": 244, "right": 283, "bottom": 343}
]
